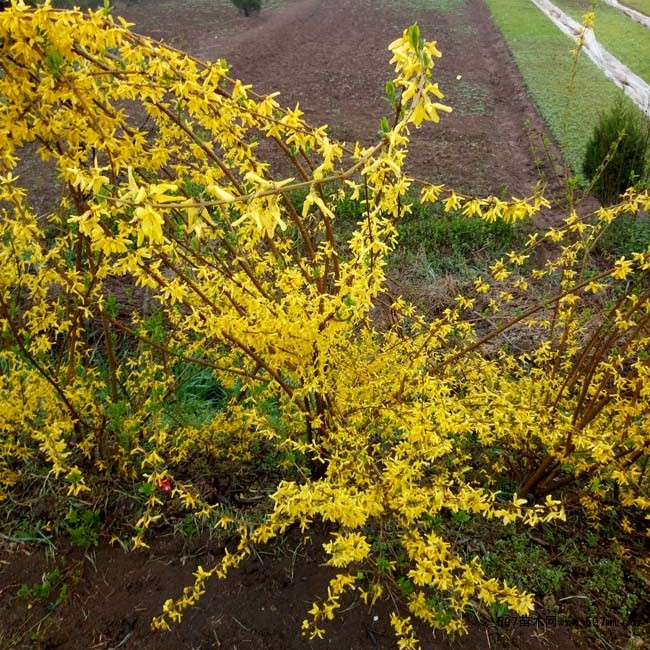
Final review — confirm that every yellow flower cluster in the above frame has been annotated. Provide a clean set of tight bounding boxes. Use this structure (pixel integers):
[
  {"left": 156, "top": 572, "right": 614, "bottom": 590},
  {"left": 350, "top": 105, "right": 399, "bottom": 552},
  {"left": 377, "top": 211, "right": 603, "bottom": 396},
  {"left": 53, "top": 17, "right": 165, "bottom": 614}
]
[{"left": 1, "top": 4, "right": 649, "bottom": 648}]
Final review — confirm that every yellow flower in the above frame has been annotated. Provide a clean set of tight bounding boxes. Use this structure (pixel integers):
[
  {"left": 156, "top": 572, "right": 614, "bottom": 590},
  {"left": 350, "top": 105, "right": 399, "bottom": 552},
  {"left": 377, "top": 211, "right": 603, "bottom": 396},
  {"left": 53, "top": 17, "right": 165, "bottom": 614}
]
[{"left": 612, "top": 257, "right": 633, "bottom": 280}]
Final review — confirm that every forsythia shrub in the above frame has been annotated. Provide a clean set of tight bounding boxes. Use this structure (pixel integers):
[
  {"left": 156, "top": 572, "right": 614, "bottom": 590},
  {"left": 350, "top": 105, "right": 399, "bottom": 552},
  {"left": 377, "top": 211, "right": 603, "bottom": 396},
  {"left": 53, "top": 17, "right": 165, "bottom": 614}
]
[{"left": 0, "top": 2, "right": 649, "bottom": 645}]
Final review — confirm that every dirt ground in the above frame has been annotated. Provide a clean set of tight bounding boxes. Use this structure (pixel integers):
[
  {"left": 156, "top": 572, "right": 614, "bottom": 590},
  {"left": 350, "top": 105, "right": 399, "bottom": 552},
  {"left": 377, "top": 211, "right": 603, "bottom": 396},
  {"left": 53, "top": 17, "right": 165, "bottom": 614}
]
[
  {"left": 3, "top": 523, "right": 603, "bottom": 650},
  {"left": 1, "top": 1, "right": 607, "bottom": 648},
  {"left": 117, "top": 0, "right": 566, "bottom": 196},
  {"left": 4, "top": 523, "right": 604, "bottom": 650}
]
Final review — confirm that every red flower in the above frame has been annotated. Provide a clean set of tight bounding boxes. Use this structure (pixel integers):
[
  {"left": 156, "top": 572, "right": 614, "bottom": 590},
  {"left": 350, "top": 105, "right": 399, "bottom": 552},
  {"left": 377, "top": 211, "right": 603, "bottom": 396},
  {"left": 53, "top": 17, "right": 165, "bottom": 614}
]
[{"left": 158, "top": 477, "right": 172, "bottom": 494}]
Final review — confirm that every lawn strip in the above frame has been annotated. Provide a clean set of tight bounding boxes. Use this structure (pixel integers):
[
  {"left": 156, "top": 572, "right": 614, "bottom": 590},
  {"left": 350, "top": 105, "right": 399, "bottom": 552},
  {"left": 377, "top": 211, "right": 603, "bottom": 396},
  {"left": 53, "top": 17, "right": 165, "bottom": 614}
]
[
  {"left": 619, "top": 0, "right": 650, "bottom": 15},
  {"left": 601, "top": 0, "right": 650, "bottom": 27},
  {"left": 552, "top": 0, "right": 650, "bottom": 84},
  {"left": 484, "top": 0, "right": 641, "bottom": 174}
]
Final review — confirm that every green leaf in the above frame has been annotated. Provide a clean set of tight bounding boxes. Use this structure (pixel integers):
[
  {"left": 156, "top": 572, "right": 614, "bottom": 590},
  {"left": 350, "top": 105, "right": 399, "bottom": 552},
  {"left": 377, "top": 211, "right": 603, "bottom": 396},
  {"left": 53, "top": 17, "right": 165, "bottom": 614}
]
[
  {"left": 408, "top": 24, "right": 421, "bottom": 52},
  {"left": 398, "top": 577, "right": 415, "bottom": 596},
  {"left": 45, "top": 50, "right": 64, "bottom": 78},
  {"left": 138, "top": 482, "right": 155, "bottom": 497},
  {"left": 451, "top": 510, "right": 470, "bottom": 523}
]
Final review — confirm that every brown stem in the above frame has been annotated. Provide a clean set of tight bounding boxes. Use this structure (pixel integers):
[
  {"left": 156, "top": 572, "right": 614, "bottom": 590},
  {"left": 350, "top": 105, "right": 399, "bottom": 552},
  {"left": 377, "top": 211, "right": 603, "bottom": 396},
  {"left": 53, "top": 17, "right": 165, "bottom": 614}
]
[
  {"left": 535, "top": 448, "right": 645, "bottom": 498},
  {"left": 220, "top": 331, "right": 295, "bottom": 400},
  {"left": 0, "top": 293, "right": 86, "bottom": 431},
  {"left": 84, "top": 241, "right": 119, "bottom": 405},
  {"left": 519, "top": 452, "right": 557, "bottom": 498},
  {"left": 552, "top": 274, "right": 649, "bottom": 417},
  {"left": 152, "top": 102, "right": 245, "bottom": 195}
]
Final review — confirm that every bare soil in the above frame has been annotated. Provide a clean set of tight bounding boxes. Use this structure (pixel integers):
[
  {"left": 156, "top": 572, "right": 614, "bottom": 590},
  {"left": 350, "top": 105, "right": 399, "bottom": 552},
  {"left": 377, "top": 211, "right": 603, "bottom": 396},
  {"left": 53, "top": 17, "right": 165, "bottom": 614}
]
[
  {"left": 0, "top": 1, "right": 605, "bottom": 648},
  {"left": 0, "top": 528, "right": 590, "bottom": 650},
  {"left": 118, "top": 0, "right": 565, "bottom": 196}
]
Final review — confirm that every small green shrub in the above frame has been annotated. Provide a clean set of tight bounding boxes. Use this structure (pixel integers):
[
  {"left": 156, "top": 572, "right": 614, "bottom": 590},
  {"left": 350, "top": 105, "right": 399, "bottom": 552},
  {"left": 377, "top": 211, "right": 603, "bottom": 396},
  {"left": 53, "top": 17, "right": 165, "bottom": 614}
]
[
  {"left": 231, "top": 0, "right": 261, "bottom": 16},
  {"left": 63, "top": 506, "right": 101, "bottom": 549},
  {"left": 583, "top": 97, "right": 649, "bottom": 205}
]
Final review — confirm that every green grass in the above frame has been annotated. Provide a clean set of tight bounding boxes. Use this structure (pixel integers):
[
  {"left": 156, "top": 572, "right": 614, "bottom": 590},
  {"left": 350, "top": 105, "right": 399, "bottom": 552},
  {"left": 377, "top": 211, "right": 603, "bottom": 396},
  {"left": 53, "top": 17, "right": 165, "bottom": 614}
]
[
  {"left": 391, "top": 201, "right": 518, "bottom": 275},
  {"left": 484, "top": 0, "right": 643, "bottom": 174},
  {"left": 164, "top": 364, "right": 227, "bottom": 428},
  {"left": 291, "top": 190, "right": 520, "bottom": 277},
  {"left": 551, "top": 0, "right": 650, "bottom": 85},
  {"left": 622, "top": 0, "right": 650, "bottom": 15}
]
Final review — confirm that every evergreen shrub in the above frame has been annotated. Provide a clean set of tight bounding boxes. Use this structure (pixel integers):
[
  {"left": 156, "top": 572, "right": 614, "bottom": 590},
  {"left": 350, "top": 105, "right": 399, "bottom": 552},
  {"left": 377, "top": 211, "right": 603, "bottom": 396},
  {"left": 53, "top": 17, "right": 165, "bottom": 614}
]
[
  {"left": 583, "top": 97, "right": 649, "bottom": 205},
  {"left": 231, "top": 0, "right": 261, "bottom": 16}
]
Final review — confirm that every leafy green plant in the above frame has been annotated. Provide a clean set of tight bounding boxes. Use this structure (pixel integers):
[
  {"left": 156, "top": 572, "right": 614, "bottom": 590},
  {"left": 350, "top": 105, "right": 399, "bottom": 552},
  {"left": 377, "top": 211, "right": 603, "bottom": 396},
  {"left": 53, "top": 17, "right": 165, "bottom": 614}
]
[
  {"left": 63, "top": 506, "right": 101, "bottom": 549},
  {"left": 583, "top": 96, "right": 649, "bottom": 205},
  {"left": 17, "top": 561, "right": 73, "bottom": 610}
]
